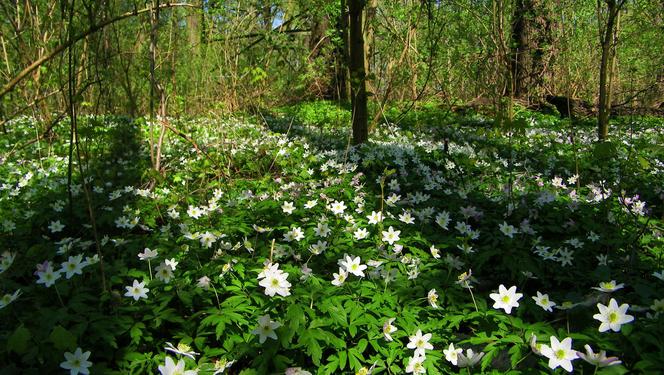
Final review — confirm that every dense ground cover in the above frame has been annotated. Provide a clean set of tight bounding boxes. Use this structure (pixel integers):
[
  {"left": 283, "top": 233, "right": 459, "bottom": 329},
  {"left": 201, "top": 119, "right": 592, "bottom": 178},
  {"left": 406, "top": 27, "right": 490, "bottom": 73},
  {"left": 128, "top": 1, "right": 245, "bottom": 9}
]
[{"left": 1, "top": 105, "right": 663, "bottom": 374}]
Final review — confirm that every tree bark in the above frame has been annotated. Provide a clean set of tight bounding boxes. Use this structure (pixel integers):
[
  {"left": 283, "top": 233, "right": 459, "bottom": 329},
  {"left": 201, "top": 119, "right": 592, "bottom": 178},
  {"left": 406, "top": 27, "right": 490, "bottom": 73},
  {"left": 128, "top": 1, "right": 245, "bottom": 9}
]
[
  {"left": 597, "top": 0, "right": 622, "bottom": 141},
  {"left": 349, "top": 0, "right": 368, "bottom": 145},
  {"left": 335, "top": 0, "right": 351, "bottom": 101},
  {"left": 310, "top": 12, "right": 333, "bottom": 98},
  {"left": 364, "top": 0, "right": 377, "bottom": 79},
  {"left": 510, "top": 0, "right": 554, "bottom": 102}
]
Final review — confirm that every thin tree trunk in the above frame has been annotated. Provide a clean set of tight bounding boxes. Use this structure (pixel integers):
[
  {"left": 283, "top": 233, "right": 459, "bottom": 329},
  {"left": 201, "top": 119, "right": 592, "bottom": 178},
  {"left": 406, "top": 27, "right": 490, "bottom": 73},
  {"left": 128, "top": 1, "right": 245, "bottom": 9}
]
[
  {"left": 598, "top": 0, "right": 622, "bottom": 141},
  {"left": 310, "top": 12, "right": 332, "bottom": 98},
  {"left": 336, "top": 0, "right": 351, "bottom": 101},
  {"left": 408, "top": 13, "right": 418, "bottom": 100},
  {"left": 349, "top": 0, "right": 368, "bottom": 145},
  {"left": 149, "top": 0, "right": 159, "bottom": 169},
  {"left": 364, "top": 0, "right": 377, "bottom": 85}
]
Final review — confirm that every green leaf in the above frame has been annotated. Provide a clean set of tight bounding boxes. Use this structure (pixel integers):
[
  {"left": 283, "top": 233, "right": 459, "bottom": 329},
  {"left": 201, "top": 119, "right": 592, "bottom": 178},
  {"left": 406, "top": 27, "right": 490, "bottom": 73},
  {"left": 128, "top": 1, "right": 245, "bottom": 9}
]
[
  {"left": 339, "top": 350, "right": 347, "bottom": 370},
  {"left": 286, "top": 304, "right": 306, "bottom": 331},
  {"left": 8, "top": 325, "right": 31, "bottom": 354},
  {"left": 324, "top": 355, "right": 339, "bottom": 374},
  {"left": 326, "top": 303, "right": 348, "bottom": 327},
  {"left": 508, "top": 344, "right": 523, "bottom": 367},
  {"left": 349, "top": 324, "right": 358, "bottom": 337},
  {"left": 355, "top": 338, "right": 368, "bottom": 353},
  {"left": 348, "top": 348, "right": 362, "bottom": 370},
  {"left": 481, "top": 347, "right": 500, "bottom": 371},
  {"left": 129, "top": 322, "right": 145, "bottom": 346},
  {"left": 637, "top": 155, "right": 651, "bottom": 170},
  {"left": 500, "top": 335, "right": 524, "bottom": 344},
  {"left": 50, "top": 325, "right": 77, "bottom": 351},
  {"left": 194, "top": 336, "right": 206, "bottom": 351},
  {"left": 597, "top": 365, "right": 629, "bottom": 375},
  {"left": 298, "top": 329, "right": 323, "bottom": 366}
]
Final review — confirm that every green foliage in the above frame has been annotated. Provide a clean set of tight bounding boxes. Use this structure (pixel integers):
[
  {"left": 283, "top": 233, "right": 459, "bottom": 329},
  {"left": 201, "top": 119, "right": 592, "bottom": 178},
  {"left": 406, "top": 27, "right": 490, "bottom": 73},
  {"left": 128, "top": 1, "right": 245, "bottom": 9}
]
[
  {"left": 0, "top": 112, "right": 663, "bottom": 374},
  {"left": 277, "top": 100, "right": 352, "bottom": 129}
]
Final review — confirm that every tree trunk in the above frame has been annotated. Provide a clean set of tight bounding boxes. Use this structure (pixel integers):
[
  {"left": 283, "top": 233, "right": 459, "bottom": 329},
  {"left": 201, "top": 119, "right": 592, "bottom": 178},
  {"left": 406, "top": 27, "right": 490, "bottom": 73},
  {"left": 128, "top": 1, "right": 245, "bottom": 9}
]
[
  {"left": 409, "top": 21, "right": 418, "bottom": 100},
  {"left": 364, "top": 0, "right": 377, "bottom": 85},
  {"left": 335, "top": 0, "right": 351, "bottom": 101},
  {"left": 310, "top": 12, "right": 333, "bottom": 98},
  {"left": 186, "top": 6, "right": 199, "bottom": 47},
  {"left": 349, "top": 0, "right": 368, "bottom": 145},
  {"left": 510, "top": 0, "right": 554, "bottom": 103},
  {"left": 597, "top": 0, "right": 622, "bottom": 141}
]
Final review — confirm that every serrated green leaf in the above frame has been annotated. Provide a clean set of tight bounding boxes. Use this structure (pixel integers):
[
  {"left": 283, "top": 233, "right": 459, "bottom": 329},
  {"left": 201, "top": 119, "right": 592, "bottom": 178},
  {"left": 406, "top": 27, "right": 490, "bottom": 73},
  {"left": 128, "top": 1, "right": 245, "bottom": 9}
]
[
  {"left": 481, "top": 347, "right": 499, "bottom": 371},
  {"left": 286, "top": 304, "right": 306, "bottom": 331},
  {"left": 508, "top": 344, "right": 523, "bottom": 367},
  {"left": 298, "top": 329, "right": 323, "bottom": 365},
  {"left": 129, "top": 322, "right": 145, "bottom": 346}
]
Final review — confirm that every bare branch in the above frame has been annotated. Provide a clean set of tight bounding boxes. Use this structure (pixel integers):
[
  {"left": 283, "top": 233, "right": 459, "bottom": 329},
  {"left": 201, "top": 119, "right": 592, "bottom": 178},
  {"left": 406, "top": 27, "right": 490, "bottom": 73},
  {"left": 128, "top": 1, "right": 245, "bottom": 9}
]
[{"left": 0, "top": 2, "right": 197, "bottom": 100}]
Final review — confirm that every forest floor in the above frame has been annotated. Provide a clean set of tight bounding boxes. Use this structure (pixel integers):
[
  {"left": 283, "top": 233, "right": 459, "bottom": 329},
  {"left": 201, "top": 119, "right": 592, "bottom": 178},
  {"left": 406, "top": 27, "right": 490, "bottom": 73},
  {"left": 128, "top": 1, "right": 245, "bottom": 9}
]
[{"left": 1, "top": 102, "right": 663, "bottom": 374}]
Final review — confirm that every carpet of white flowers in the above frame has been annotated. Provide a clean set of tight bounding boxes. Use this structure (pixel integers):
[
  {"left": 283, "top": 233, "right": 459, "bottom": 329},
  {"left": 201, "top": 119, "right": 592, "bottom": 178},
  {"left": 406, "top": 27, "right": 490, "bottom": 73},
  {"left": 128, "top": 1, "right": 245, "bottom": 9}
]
[{"left": 1, "top": 111, "right": 663, "bottom": 374}]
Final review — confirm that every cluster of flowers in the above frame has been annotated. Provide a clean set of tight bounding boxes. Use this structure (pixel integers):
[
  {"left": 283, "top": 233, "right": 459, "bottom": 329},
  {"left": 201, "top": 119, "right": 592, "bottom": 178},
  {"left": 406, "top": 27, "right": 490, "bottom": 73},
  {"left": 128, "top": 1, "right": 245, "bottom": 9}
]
[{"left": 34, "top": 254, "right": 99, "bottom": 288}]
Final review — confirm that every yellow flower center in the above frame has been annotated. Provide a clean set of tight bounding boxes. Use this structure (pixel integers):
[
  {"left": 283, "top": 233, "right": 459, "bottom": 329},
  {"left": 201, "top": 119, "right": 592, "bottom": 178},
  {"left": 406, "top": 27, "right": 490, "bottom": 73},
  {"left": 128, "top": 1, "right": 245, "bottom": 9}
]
[
  {"left": 555, "top": 349, "right": 566, "bottom": 359},
  {"left": 609, "top": 311, "right": 618, "bottom": 323}
]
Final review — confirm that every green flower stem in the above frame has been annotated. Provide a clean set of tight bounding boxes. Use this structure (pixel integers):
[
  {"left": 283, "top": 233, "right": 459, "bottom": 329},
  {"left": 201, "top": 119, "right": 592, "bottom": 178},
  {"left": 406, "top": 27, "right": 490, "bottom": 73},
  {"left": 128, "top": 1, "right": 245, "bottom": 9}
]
[
  {"left": 467, "top": 284, "right": 479, "bottom": 313},
  {"left": 211, "top": 283, "right": 221, "bottom": 310},
  {"left": 269, "top": 238, "right": 275, "bottom": 264},
  {"left": 54, "top": 284, "right": 65, "bottom": 308},
  {"left": 510, "top": 352, "right": 531, "bottom": 371}
]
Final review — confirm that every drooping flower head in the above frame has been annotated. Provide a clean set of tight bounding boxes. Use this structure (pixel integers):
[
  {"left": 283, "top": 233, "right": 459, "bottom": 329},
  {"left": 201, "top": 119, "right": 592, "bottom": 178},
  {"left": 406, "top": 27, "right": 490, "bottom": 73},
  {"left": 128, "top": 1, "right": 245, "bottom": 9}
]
[
  {"left": 382, "top": 318, "right": 397, "bottom": 341},
  {"left": 577, "top": 344, "right": 621, "bottom": 367}
]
